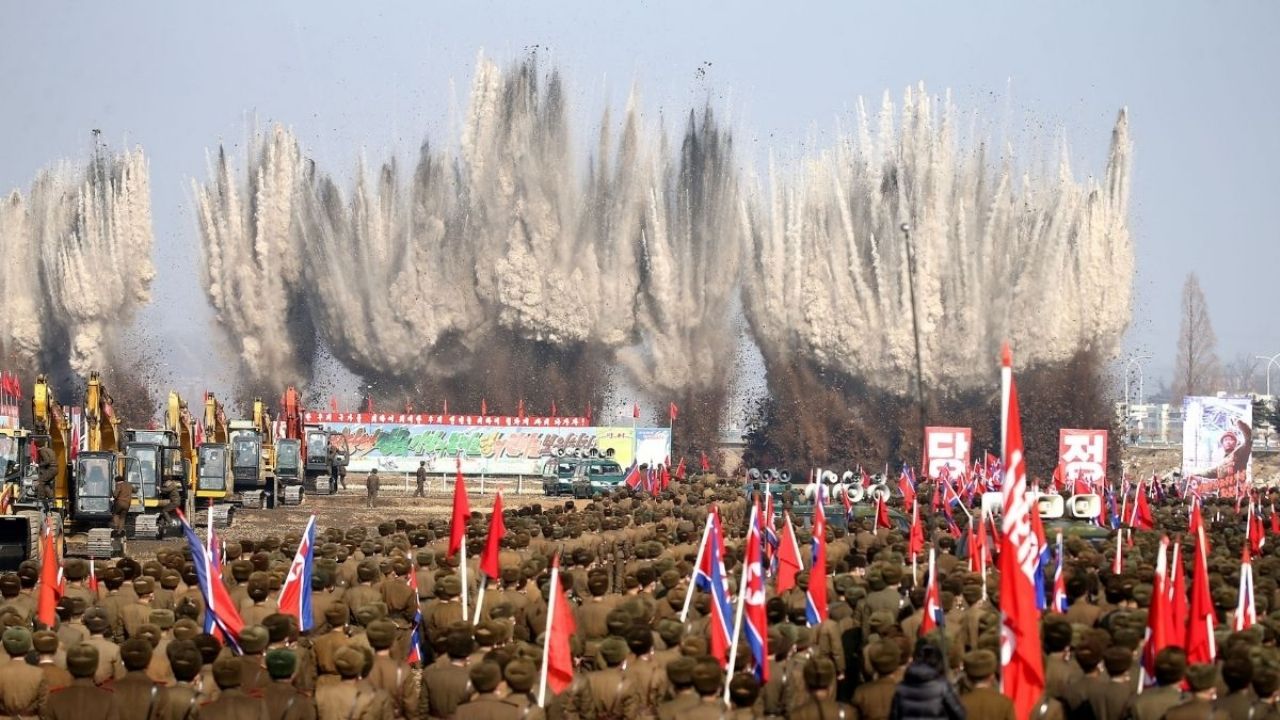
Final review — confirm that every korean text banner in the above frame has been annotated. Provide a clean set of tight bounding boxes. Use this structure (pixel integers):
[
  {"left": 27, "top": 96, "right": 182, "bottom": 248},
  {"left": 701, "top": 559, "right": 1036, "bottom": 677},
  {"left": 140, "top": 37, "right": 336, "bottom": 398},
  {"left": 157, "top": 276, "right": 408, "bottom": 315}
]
[
  {"left": 1182, "top": 396, "right": 1252, "bottom": 497},
  {"left": 923, "top": 426, "right": 971, "bottom": 479},
  {"left": 1058, "top": 429, "right": 1108, "bottom": 484},
  {"left": 324, "top": 421, "right": 672, "bottom": 476}
]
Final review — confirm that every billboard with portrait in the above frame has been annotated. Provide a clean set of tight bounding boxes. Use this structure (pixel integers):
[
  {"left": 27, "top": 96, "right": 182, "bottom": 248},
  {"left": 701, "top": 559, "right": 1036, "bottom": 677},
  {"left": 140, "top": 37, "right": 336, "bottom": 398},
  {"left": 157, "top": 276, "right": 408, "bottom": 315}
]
[{"left": 1182, "top": 396, "right": 1252, "bottom": 496}]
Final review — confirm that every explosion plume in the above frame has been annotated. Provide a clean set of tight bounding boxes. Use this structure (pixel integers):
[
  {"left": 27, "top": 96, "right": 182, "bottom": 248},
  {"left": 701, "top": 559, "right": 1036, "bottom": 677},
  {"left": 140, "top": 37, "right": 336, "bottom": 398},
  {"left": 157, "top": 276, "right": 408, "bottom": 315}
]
[
  {"left": 0, "top": 143, "right": 155, "bottom": 383},
  {"left": 194, "top": 125, "right": 315, "bottom": 398},
  {"left": 743, "top": 86, "right": 1132, "bottom": 396}
]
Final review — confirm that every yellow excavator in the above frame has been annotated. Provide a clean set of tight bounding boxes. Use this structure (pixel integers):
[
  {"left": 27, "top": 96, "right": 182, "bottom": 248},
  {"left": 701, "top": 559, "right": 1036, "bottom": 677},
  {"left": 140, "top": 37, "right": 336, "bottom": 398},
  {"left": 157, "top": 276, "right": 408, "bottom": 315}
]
[
  {"left": 195, "top": 392, "right": 234, "bottom": 526},
  {"left": 228, "top": 398, "right": 279, "bottom": 508},
  {"left": 28, "top": 375, "right": 69, "bottom": 512},
  {"left": 122, "top": 392, "right": 193, "bottom": 538},
  {"left": 79, "top": 372, "right": 141, "bottom": 555}
]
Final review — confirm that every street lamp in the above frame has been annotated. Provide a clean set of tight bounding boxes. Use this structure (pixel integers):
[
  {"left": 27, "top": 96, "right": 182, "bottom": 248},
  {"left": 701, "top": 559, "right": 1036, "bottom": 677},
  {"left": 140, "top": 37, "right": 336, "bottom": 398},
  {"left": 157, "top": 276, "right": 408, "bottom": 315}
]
[
  {"left": 1256, "top": 353, "right": 1280, "bottom": 397},
  {"left": 1124, "top": 356, "right": 1149, "bottom": 406},
  {"left": 900, "top": 223, "right": 927, "bottom": 428}
]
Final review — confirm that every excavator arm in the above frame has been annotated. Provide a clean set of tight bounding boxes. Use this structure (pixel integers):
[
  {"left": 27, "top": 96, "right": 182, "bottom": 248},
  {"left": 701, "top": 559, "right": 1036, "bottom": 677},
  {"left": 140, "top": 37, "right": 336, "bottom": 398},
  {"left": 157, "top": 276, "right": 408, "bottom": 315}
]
[
  {"left": 166, "top": 392, "right": 197, "bottom": 499},
  {"left": 85, "top": 371, "right": 121, "bottom": 454},
  {"left": 31, "top": 374, "right": 69, "bottom": 504}
]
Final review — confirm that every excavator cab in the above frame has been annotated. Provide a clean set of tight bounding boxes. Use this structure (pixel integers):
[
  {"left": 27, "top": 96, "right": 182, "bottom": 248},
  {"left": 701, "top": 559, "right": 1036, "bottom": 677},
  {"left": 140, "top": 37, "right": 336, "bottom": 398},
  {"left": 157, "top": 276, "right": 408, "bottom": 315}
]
[
  {"left": 274, "top": 438, "right": 304, "bottom": 505},
  {"left": 196, "top": 443, "right": 234, "bottom": 526},
  {"left": 71, "top": 452, "right": 120, "bottom": 523}
]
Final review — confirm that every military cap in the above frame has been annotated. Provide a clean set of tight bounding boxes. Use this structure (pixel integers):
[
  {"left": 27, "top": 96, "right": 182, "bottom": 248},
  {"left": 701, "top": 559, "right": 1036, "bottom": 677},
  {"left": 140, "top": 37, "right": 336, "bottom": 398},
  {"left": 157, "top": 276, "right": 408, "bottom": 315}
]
[
  {"left": 680, "top": 636, "right": 708, "bottom": 657},
  {"left": 657, "top": 619, "right": 683, "bottom": 647},
  {"left": 1255, "top": 669, "right": 1280, "bottom": 697},
  {"left": 501, "top": 567, "right": 520, "bottom": 584},
  {"left": 1154, "top": 647, "right": 1188, "bottom": 686},
  {"left": 133, "top": 576, "right": 156, "bottom": 595},
  {"left": 1186, "top": 663, "right": 1218, "bottom": 692},
  {"left": 415, "top": 550, "right": 433, "bottom": 567},
  {"left": 2, "top": 627, "right": 31, "bottom": 656},
  {"left": 964, "top": 650, "right": 998, "bottom": 681},
  {"left": 31, "top": 630, "right": 58, "bottom": 655},
  {"left": 1222, "top": 653, "right": 1255, "bottom": 691},
  {"left": 437, "top": 575, "right": 461, "bottom": 598},
  {"left": 193, "top": 633, "right": 222, "bottom": 664},
  {"left": 67, "top": 643, "right": 100, "bottom": 678},
  {"left": 1043, "top": 616, "right": 1073, "bottom": 652},
  {"left": 447, "top": 629, "right": 476, "bottom": 659},
  {"left": 870, "top": 641, "right": 902, "bottom": 675},
  {"left": 366, "top": 620, "right": 397, "bottom": 650},
  {"left": 505, "top": 659, "right": 537, "bottom": 692},
  {"left": 1103, "top": 647, "right": 1133, "bottom": 676},
  {"left": 121, "top": 638, "right": 153, "bottom": 671},
  {"left": 167, "top": 640, "right": 203, "bottom": 682},
  {"left": 729, "top": 672, "right": 761, "bottom": 707},
  {"left": 149, "top": 608, "right": 176, "bottom": 630},
  {"left": 334, "top": 646, "right": 365, "bottom": 679},
  {"left": 240, "top": 625, "right": 269, "bottom": 654},
  {"left": 354, "top": 603, "right": 386, "bottom": 627},
  {"left": 803, "top": 657, "right": 837, "bottom": 690},
  {"left": 868, "top": 610, "right": 896, "bottom": 637},
  {"left": 666, "top": 657, "right": 697, "bottom": 687},
  {"left": 470, "top": 661, "right": 503, "bottom": 693},
  {"left": 64, "top": 558, "right": 88, "bottom": 581},
  {"left": 601, "top": 637, "right": 628, "bottom": 666},
  {"left": 324, "top": 602, "right": 350, "bottom": 627},
  {"left": 262, "top": 614, "right": 296, "bottom": 644},
  {"left": 356, "top": 560, "right": 379, "bottom": 583},
  {"left": 881, "top": 564, "right": 903, "bottom": 585},
  {"left": 266, "top": 648, "right": 298, "bottom": 679},
  {"left": 212, "top": 655, "right": 242, "bottom": 689},
  {"left": 159, "top": 571, "right": 181, "bottom": 590},
  {"left": 489, "top": 603, "right": 513, "bottom": 621},
  {"left": 691, "top": 660, "right": 724, "bottom": 696},
  {"left": 0, "top": 575, "right": 18, "bottom": 595},
  {"left": 587, "top": 574, "right": 609, "bottom": 596},
  {"left": 83, "top": 607, "right": 109, "bottom": 635}
]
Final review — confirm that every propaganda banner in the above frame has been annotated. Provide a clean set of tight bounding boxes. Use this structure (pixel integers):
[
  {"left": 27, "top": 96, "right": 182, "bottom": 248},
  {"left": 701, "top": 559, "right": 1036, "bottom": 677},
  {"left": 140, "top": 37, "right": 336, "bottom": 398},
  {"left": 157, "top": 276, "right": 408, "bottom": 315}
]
[
  {"left": 924, "top": 426, "right": 971, "bottom": 479},
  {"left": 319, "top": 420, "right": 671, "bottom": 476},
  {"left": 1058, "top": 429, "right": 1108, "bottom": 486},
  {"left": 1183, "top": 396, "right": 1253, "bottom": 497}
]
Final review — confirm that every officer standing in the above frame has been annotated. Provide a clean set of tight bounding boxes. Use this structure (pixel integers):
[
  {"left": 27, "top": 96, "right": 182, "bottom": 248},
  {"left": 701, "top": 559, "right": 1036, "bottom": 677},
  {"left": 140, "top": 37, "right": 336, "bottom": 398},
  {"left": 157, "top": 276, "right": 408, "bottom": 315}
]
[
  {"left": 35, "top": 438, "right": 57, "bottom": 510},
  {"left": 160, "top": 478, "right": 182, "bottom": 530},
  {"left": 414, "top": 461, "right": 427, "bottom": 498},
  {"left": 43, "top": 644, "right": 113, "bottom": 720},
  {"left": 111, "top": 476, "right": 133, "bottom": 537},
  {"left": 366, "top": 469, "right": 380, "bottom": 509}
]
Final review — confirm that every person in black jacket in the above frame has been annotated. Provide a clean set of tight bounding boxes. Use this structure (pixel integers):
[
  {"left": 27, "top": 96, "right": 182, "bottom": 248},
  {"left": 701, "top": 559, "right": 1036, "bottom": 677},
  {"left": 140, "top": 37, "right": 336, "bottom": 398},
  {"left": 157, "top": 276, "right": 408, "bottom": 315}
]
[{"left": 889, "top": 640, "right": 966, "bottom": 720}]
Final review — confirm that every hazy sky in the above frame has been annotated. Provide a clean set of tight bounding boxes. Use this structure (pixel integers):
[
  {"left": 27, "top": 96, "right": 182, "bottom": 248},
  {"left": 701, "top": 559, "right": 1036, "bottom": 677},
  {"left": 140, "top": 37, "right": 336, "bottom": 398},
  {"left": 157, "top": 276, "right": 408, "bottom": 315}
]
[{"left": 2, "top": 1, "right": 1278, "bottom": 400}]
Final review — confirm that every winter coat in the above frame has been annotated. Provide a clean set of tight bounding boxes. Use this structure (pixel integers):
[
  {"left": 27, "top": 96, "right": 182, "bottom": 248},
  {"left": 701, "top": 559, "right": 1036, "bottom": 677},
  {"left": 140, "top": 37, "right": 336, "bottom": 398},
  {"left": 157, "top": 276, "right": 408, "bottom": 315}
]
[{"left": 889, "top": 661, "right": 966, "bottom": 720}]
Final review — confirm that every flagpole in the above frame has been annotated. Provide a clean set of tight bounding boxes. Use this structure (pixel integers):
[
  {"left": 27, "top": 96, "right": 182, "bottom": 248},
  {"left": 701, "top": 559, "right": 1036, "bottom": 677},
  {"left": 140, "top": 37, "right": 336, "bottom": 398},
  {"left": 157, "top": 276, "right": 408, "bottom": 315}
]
[
  {"left": 472, "top": 577, "right": 486, "bottom": 625},
  {"left": 681, "top": 514, "right": 715, "bottom": 622},
  {"left": 538, "top": 559, "right": 559, "bottom": 707},
  {"left": 460, "top": 537, "right": 470, "bottom": 623},
  {"left": 724, "top": 508, "right": 754, "bottom": 705}
]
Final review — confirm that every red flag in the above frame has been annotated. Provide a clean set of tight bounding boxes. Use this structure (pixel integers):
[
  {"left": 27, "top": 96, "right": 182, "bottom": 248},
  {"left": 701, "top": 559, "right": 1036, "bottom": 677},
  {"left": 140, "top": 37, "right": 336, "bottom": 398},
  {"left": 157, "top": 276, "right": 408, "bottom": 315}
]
[
  {"left": 907, "top": 501, "right": 924, "bottom": 561},
  {"left": 540, "top": 555, "right": 577, "bottom": 700},
  {"left": 517, "top": 399, "right": 525, "bottom": 422},
  {"left": 1271, "top": 504, "right": 1280, "bottom": 536},
  {"left": 584, "top": 402, "right": 591, "bottom": 425},
  {"left": 807, "top": 502, "right": 828, "bottom": 624},
  {"left": 920, "top": 549, "right": 942, "bottom": 636},
  {"left": 699, "top": 451, "right": 711, "bottom": 473},
  {"left": 898, "top": 467, "right": 916, "bottom": 508},
  {"left": 775, "top": 512, "right": 803, "bottom": 594},
  {"left": 329, "top": 397, "right": 338, "bottom": 413},
  {"left": 443, "top": 399, "right": 449, "bottom": 415},
  {"left": 1187, "top": 501, "right": 1216, "bottom": 663},
  {"left": 968, "top": 511, "right": 987, "bottom": 573},
  {"left": 674, "top": 457, "right": 687, "bottom": 481},
  {"left": 998, "top": 344, "right": 1045, "bottom": 719},
  {"left": 668, "top": 402, "right": 678, "bottom": 422},
  {"left": 1140, "top": 537, "right": 1172, "bottom": 684},
  {"left": 1249, "top": 503, "right": 1266, "bottom": 556},
  {"left": 480, "top": 398, "right": 487, "bottom": 416},
  {"left": 632, "top": 402, "right": 639, "bottom": 419},
  {"left": 1170, "top": 541, "right": 1188, "bottom": 648},
  {"left": 37, "top": 519, "right": 59, "bottom": 627},
  {"left": 861, "top": 466, "right": 872, "bottom": 489},
  {"left": 479, "top": 493, "right": 506, "bottom": 579},
  {"left": 875, "top": 496, "right": 892, "bottom": 531},
  {"left": 0, "top": 484, "right": 12, "bottom": 517},
  {"left": 1131, "top": 483, "right": 1154, "bottom": 530},
  {"left": 550, "top": 400, "right": 557, "bottom": 418},
  {"left": 88, "top": 560, "right": 99, "bottom": 594},
  {"left": 447, "top": 457, "right": 470, "bottom": 558},
  {"left": 660, "top": 463, "right": 671, "bottom": 491}
]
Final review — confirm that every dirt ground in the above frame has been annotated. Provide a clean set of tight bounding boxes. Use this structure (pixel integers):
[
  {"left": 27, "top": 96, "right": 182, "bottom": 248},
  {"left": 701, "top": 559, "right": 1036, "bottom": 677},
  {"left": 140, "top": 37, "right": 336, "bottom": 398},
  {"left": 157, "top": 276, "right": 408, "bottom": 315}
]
[{"left": 1121, "top": 446, "right": 1280, "bottom": 483}]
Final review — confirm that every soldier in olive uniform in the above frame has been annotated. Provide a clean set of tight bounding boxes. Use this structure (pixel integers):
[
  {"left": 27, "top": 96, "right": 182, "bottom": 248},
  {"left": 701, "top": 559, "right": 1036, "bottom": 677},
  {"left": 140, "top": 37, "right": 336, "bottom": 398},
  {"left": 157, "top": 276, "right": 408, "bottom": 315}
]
[
  {"left": 1129, "top": 648, "right": 1187, "bottom": 720},
  {"left": 43, "top": 644, "right": 117, "bottom": 720},
  {"left": 1164, "top": 664, "right": 1229, "bottom": 720},
  {"left": 790, "top": 658, "right": 854, "bottom": 720},
  {"left": 419, "top": 630, "right": 475, "bottom": 720},
  {"left": 678, "top": 661, "right": 730, "bottom": 720},
  {"left": 107, "top": 638, "right": 168, "bottom": 720},
  {"left": 414, "top": 462, "right": 427, "bottom": 498},
  {"left": 366, "top": 469, "right": 380, "bottom": 509},
  {"left": 111, "top": 477, "right": 133, "bottom": 537},
  {"left": 199, "top": 656, "right": 269, "bottom": 720},
  {"left": 365, "top": 620, "right": 418, "bottom": 719},
  {"left": 154, "top": 640, "right": 206, "bottom": 720},
  {"left": 0, "top": 627, "right": 47, "bottom": 719},
  {"left": 501, "top": 660, "right": 544, "bottom": 720},
  {"left": 35, "top": 439, "right": 57, "bottom": 511},
  {"left": 852, "top": 641, "right": 903, "bottom": 720},
  {"left": 456, "top": 661, "right": 516, "bottom": 720},
  {"left": 315, "top": 646, "right": 394, "bottom": 720},
  {"left": 32, "top": 630, "right": 72, "bottom": 691},
  {"left": 959, "top": 650, "right": 1015, "bottom": 720},
  {"left": 262, "top": 649, "right": 319, "bottom": 720},
  {"left": 579, "top": 637, "right": 639, "bottom": 719}
]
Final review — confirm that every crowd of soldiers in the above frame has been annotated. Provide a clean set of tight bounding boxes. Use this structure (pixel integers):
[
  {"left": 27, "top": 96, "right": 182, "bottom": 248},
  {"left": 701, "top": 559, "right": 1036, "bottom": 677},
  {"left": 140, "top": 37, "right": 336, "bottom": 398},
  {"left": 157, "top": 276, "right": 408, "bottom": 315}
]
[{"left": 0, "top": 474, "right": 1278, "bottom": 719}]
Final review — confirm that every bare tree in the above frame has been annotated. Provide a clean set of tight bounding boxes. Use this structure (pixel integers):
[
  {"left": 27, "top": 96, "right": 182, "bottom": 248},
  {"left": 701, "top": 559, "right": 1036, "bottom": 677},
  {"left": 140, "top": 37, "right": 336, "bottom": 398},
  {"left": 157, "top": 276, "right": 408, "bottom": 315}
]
[
  {"left": 1172, "top": 273, "right": 1221, "bottom": 399},
  {"left": 1225, "top": 353, "right": 1263, "bottom": 394}
]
